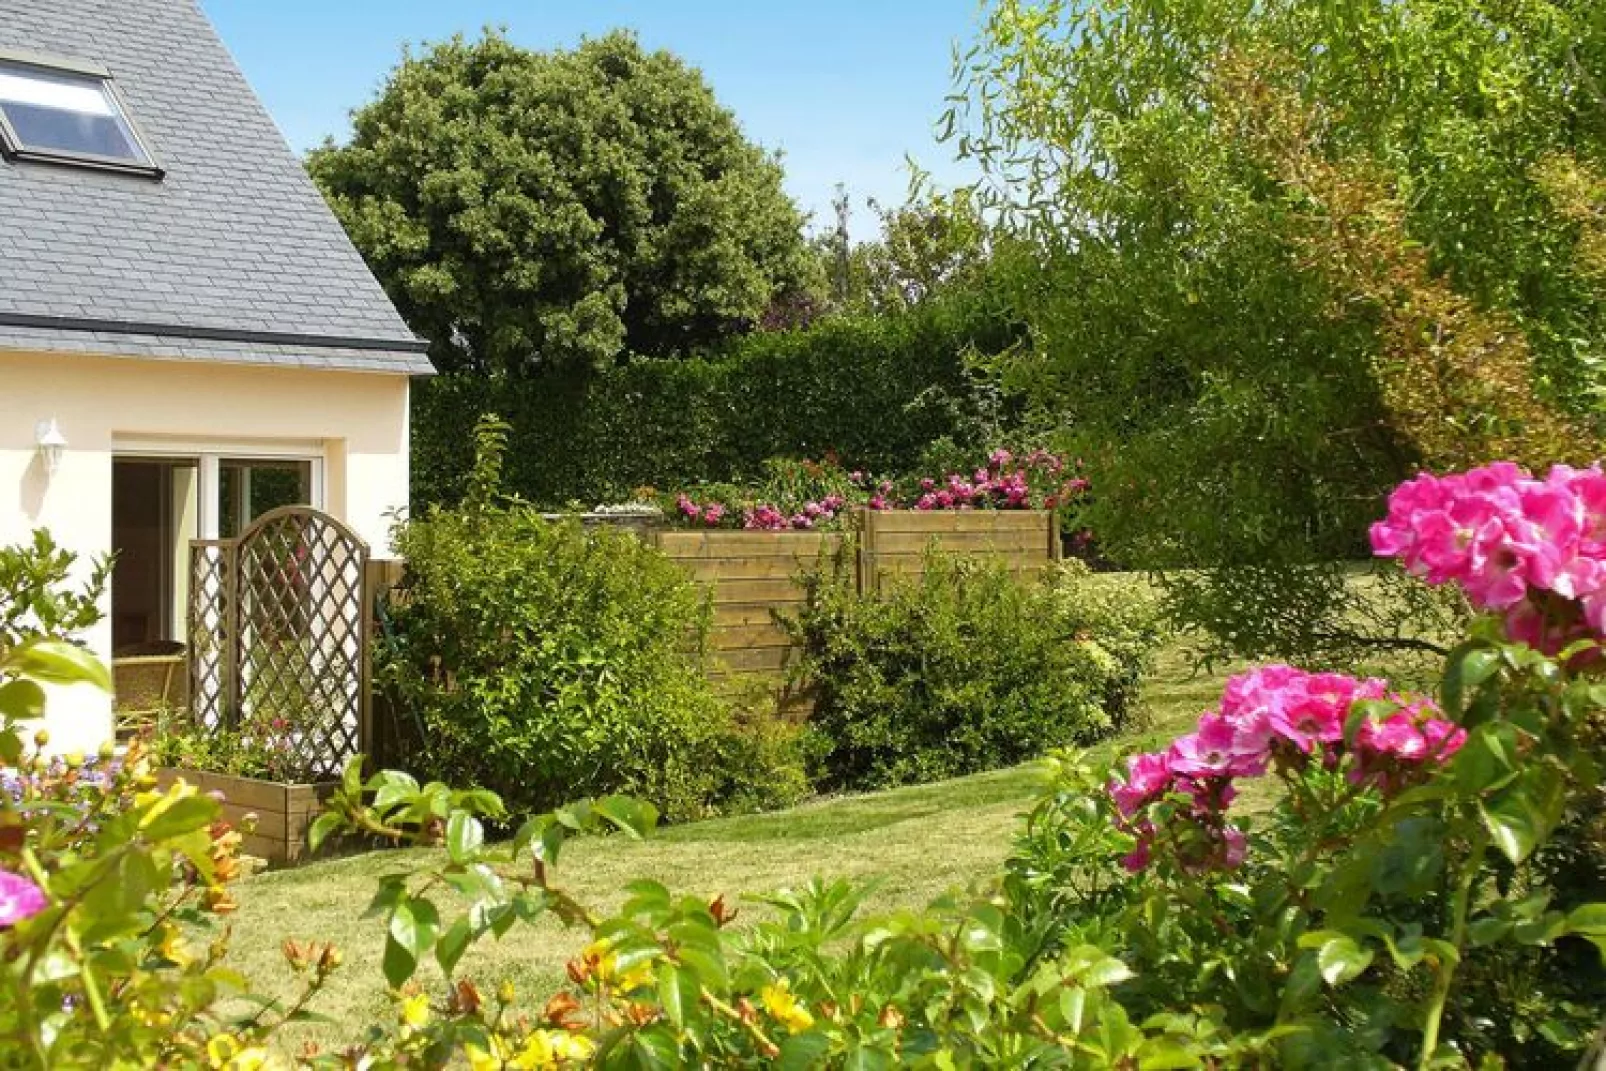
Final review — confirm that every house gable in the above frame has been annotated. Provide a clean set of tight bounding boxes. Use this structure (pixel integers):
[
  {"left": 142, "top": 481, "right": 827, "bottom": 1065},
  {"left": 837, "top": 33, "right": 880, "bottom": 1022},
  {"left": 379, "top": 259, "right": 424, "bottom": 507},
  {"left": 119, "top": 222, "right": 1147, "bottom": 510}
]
[{"left": 0, "top": 0, "right": 431, "bottom": 374}]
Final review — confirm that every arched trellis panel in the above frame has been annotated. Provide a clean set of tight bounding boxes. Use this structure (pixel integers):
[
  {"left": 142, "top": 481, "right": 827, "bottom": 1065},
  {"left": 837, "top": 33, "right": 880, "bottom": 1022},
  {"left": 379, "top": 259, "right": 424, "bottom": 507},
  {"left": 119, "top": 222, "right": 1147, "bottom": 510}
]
[{"left": 188, "top": 506, "right": 371, "bottom": 778}]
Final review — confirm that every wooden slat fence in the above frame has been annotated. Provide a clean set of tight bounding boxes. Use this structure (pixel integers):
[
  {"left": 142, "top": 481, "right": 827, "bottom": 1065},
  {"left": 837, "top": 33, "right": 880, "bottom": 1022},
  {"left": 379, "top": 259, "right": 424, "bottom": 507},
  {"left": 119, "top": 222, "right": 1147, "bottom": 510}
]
[
  {"left": 653, "top": 509, "right": 1061, "bottom": 696},
  {"left": 365, "top": 510, "right": 1062, "bottom": 746}
]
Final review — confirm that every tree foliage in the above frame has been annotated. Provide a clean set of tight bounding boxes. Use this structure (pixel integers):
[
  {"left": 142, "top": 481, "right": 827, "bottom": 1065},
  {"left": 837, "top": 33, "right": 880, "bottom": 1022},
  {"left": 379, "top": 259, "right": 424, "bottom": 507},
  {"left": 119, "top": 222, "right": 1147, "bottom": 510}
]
[
  {"left": 814, "top": 188, "right": 992, "bottom": 316},
  {"left": 948, "top": 0, "right": 1606, "bottom": 664},
  {"left": 309, "top": 29, "right": 819, "bottom": 374}
]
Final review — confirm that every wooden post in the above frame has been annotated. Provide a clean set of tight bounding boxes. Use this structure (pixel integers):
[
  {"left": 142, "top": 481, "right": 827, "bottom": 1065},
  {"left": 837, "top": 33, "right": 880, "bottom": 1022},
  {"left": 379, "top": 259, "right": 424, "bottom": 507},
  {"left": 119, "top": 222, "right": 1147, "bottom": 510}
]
[
  {"left": 856, "top": 507, "right": 877, "bottom": 596},
  {"left": 222, "top": 541, "right": 240, "bottom": 729}
]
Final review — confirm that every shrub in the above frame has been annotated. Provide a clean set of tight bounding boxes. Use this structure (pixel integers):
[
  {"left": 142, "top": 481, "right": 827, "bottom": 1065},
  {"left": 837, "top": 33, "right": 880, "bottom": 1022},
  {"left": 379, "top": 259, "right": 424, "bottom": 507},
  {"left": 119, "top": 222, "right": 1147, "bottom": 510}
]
[
  {"left": 786, "top": 549, "right": 1161, "bottom": 791},
  {"left": 377, "top": 422, "right": 807, "bottom": 821},
  {"left": 410, "top": 292, "right": 1022, "bottom": 508}
]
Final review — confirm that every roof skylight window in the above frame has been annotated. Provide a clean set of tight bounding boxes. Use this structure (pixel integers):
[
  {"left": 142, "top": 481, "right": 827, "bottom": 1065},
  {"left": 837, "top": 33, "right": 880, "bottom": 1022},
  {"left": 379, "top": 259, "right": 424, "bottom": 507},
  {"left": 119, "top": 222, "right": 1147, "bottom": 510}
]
[{"left": 0, "top": 52, "right": 160, "bottom": 176}]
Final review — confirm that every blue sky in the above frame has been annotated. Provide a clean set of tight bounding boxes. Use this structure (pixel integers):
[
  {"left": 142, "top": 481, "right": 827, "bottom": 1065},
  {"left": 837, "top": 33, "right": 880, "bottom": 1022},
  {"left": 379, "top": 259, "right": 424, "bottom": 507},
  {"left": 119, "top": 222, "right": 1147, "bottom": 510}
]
[{"left": 199, "top": 1, "right": 988, "bottom": 237}]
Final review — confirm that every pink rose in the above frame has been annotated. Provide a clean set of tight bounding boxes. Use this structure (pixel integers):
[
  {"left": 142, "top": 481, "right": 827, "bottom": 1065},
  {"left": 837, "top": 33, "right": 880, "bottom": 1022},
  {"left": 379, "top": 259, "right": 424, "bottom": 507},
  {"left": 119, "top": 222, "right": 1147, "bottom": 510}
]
[{"left": 0, "top": 870, "right": 46, "bottom": 927}]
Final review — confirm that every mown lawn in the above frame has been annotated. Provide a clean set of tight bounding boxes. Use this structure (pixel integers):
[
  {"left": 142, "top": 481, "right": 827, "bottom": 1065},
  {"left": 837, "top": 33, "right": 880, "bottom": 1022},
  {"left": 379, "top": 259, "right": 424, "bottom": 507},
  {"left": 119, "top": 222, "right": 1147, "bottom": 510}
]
[{"left": 221, "top": 641, "right": 1227, "bottom": 1048}]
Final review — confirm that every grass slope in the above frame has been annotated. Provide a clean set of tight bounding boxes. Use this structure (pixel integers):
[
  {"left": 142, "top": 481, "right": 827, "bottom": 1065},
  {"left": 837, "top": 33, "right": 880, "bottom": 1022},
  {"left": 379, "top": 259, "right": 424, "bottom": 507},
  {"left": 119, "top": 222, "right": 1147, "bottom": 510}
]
[{"left": 221, "top": 644, "right": 1226, "bottom": 1047}]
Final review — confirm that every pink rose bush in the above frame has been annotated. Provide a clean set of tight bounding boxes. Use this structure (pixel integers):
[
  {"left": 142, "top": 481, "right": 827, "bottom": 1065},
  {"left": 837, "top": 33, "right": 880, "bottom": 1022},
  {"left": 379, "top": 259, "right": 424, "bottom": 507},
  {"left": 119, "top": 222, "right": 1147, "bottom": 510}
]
[
  {"left": 1110, "top": 665, "right": 1465, "bottom": 874},
  {"left": 1370, "top": 461, "right": 1606, "bottom": 654}
]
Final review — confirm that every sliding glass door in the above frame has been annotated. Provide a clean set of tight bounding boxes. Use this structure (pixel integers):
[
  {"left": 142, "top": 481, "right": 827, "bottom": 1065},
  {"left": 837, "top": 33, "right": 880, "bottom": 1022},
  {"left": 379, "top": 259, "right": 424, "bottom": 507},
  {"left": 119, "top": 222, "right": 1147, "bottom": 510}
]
[{"left": 111, "top": 448, "right": 323, "bottom": 656}]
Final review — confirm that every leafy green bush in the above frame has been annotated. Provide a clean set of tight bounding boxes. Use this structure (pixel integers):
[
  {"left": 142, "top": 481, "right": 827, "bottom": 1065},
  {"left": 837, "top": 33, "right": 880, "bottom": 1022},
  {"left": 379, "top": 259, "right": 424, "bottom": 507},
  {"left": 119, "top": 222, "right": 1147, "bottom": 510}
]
[
  {"left": 950, "top": 0, "right": 1605, "bottom": 665},
  {"left": 377, "top": 422, "right": 808, "bottom": 821},
  {"left": 317, "top": 601, "right": 1606, "bottom": 1068},
  {"left": 786, "top": 550, "right": 1161, "bottom": 791},
  {"left": 410, "top": 292, "right": 1022, "bottom": 508}
]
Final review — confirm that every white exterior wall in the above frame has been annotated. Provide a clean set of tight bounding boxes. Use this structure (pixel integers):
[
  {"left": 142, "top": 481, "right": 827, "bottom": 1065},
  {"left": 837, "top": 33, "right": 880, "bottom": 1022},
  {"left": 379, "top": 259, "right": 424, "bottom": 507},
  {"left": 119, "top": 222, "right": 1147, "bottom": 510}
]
[{"left": 0, "top": 350, "right": 412, "bottom": 753}]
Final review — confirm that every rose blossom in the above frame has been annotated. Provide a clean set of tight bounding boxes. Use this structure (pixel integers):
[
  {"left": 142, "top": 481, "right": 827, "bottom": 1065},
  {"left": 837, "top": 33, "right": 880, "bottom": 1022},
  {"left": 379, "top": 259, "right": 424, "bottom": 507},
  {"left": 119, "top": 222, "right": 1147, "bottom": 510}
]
[{"left": 0, "top": 870, "right": 46, "bottom": 927}]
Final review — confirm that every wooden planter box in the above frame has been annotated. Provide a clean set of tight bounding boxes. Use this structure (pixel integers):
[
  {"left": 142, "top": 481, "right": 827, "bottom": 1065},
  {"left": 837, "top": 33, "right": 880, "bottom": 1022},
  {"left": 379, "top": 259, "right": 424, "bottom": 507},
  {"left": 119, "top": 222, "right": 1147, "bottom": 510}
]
[{"left": 156, "top": 768, "right": 337, "bottom": 866}]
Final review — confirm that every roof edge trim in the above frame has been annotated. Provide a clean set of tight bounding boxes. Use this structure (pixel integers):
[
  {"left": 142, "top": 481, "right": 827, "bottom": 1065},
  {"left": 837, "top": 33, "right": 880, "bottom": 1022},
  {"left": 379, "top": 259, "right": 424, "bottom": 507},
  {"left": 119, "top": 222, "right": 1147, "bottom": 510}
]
[{"left": 0, "top": 311, "right": 430, "bottom": 354}]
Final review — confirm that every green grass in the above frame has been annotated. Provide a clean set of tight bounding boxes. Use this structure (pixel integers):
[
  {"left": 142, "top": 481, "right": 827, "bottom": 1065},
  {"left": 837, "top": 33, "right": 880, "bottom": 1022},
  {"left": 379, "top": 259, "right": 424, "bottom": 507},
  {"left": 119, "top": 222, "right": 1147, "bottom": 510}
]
[{"left": 220, "top": 637, "right": 1231, "bottom": 1047}]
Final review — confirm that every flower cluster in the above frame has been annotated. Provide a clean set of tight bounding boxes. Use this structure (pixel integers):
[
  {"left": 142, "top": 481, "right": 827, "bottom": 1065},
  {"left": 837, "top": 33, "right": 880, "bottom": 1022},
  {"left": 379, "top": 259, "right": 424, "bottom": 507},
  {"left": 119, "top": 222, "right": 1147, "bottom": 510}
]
[
  {"left": 660, "top": 449, "right": 1092, "bottom": 529},
  {"left": 1371, "top": 461, "right": 1606, "bottom": 653},
  {"left": 1110, "top": 665, "right": 1465, "bottom": 873},
  {"left": 1, "top": 752, "right": 120, "bottom": 814},
  {"left": 743, "top": 493, "right": 848, "bottom": 531},
  {"left": 888, "top": 449, "right": 1089, "bottom": 513},
  {"left": 676, "top": 494, "right": 727, "bottom": 528}
]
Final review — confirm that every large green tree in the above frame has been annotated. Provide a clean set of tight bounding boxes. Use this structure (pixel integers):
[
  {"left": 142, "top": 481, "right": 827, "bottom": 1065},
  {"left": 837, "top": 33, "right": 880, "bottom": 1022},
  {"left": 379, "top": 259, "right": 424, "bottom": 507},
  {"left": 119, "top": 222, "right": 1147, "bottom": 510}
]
[
  {"left": 949, "top": 0, "right": 1606, "bottom": 665},
  {"left": 310, "top": 30, "right": 819, "bottom": 374}
]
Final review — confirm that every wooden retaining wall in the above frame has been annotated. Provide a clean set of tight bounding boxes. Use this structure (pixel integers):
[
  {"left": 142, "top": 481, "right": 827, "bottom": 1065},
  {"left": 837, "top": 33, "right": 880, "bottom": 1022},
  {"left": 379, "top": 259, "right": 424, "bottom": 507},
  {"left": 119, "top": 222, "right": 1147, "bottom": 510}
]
[
  {"left": 653, "top": 510, "right": 1061, "bottom": 693},
  {"left": 156, "top": 767, "right": 336, "bottom": 866}
]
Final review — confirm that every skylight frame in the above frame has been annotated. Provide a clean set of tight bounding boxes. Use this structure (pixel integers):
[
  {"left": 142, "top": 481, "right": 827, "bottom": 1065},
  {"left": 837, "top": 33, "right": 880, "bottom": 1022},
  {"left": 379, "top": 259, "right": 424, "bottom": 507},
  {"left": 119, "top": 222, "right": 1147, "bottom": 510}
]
[{"left": 0, "top": 48, "right": 163, "bottom": 179}]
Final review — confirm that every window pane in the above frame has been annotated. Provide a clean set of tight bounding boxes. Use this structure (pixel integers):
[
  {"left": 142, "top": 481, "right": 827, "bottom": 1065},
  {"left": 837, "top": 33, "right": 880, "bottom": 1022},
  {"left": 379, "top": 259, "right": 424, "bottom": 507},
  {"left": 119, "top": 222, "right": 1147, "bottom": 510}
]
[
  {"left": 220, "top": 460, "right": 313, "bottom": 539},
  {"left": 0, "top": 62, "right": 149, "bottom": 164}
]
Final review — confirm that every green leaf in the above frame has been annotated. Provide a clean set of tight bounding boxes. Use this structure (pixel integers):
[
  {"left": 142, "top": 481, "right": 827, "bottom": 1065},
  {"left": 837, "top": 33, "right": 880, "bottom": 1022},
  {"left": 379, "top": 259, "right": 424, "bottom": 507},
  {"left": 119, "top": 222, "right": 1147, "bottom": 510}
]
[
  {"left": 594, "top": 795, "right": 659, "bottom": 838},
  {"left": 1467, "top": 917, "right": 1512, "bottom": 947},
  {"left": 1135, "top": 1037, "right": 1204, "bottom": 1069},
  {"left": 656, "top": 965, "right": 698, "bottom": 1029},
  {"left": 139, "top": 795, "right": 218, "bottom": 842},
  {"left": 623, "top": 879, "right": 672, "bottom": 916},
  {"left": 445, "top": 811, "right": 484, "bottom": 864},
  {"left": 777, "top": 1030, "right": 833, "bottom": 1071},
  {"left": 1060, "top": 986, "right": 1089, "bottom": 1034},
  {"left": 1316, "top": 936, "right": 1373, "bottom": 986},
  {"left": 435, "top": 916, "right": 473, "bottom": 977},
  {"left": 11, "top": 640, "right": 110, "bottom": 691},
  {"left": 307, "top": 812, "right": 342, "bottom": 855},
  {"left": 0, "top": 679, "right": 47, "bottom": 720},
  {"left": 676, "top": 946, "right": 730, "bottom": 993},
  {"left": 630, "top": 1026, "right": 681, "bottom": 1070},
  {"left": 1480, "top": 767, "right": 1565, "bottom": 865},
  {"left": 387, "top": 894, "right": 440, "bottom": 986},
  {"left": 342, "top": 755, "right": 365, "bottom": 797},
  {"left": 1566, "top": 903, "right": 1606, "bottom": 936},
  {"left": 843, "top": 1045, "right": 894, "bottom": 1071},
  {"left": 382, "top": 933, "right": 415, "bottom": 989},
  {"left": 371, "top": 771, "right": 421, "bottom": 810}
]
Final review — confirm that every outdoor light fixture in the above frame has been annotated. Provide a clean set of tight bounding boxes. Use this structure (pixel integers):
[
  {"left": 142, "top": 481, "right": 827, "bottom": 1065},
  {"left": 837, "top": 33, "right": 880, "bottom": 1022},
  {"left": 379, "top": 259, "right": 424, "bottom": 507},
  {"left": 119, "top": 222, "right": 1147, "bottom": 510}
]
[{"left": 35, "top": 418, "right": 66, "bottom": 475}]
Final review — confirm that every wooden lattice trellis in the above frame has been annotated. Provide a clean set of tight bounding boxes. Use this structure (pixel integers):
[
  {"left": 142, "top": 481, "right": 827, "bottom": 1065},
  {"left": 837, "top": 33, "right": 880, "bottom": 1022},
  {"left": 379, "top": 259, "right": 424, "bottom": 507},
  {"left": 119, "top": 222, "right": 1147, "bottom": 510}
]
[{"left": 188, "top": 507, "right": 371, "bottom": 778}]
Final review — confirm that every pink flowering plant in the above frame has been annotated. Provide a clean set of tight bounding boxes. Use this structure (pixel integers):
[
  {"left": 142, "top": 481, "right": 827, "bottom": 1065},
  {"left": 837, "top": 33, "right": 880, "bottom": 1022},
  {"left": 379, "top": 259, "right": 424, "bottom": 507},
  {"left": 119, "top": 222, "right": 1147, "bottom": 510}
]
[
  {"left": 1004, "top": 462, "right": 1606, "bottom": 1067},
  {"left": 663, "top": 447, "right": 1092, "bottom": 531}
]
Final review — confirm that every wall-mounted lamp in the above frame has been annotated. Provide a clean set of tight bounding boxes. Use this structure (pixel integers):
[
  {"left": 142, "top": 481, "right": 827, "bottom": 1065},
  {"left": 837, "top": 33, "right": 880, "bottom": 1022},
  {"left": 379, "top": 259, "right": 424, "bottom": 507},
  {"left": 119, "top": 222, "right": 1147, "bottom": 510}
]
[{"left": 35, "top": 418, "right": 66, "bottom": 476}]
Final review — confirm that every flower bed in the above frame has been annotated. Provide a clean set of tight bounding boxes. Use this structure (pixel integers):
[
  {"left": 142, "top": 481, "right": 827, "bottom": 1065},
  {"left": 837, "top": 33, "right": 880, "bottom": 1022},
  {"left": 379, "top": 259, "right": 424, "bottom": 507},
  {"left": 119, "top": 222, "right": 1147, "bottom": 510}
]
[
  {"left": 154, "top": 767, "right": 336, "bottom": 866},
  {"left": 662, "top": 449, "right": 1090, "bottom": 532}
]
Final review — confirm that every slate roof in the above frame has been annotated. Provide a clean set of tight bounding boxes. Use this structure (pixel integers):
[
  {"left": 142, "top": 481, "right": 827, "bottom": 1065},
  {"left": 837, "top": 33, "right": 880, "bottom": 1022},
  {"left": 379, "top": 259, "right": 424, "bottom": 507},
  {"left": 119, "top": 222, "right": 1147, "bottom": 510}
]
[{"left": 0, "top": 0, "right": 432, "bottom": 375}]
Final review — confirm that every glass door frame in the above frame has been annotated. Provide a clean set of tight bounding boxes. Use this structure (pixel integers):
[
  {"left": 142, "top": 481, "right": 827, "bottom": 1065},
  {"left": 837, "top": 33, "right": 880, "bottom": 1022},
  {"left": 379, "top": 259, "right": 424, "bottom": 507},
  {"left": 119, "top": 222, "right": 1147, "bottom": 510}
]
[{"left": 110, "top": 437, "right": 326, "bottom": 539}]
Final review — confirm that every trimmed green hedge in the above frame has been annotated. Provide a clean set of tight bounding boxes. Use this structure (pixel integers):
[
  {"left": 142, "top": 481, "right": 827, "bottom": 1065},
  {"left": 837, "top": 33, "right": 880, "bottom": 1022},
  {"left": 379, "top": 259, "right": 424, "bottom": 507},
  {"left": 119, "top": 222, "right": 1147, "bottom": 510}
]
[{"left": 412, "top": 297, "right": 1022, "bottom": 507}]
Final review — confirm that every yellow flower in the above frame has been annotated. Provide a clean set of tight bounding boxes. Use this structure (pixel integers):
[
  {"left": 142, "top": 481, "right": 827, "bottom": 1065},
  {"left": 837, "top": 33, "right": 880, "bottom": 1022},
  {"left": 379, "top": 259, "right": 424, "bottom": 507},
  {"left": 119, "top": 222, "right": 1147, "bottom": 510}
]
[
  {"left": 155, "top": 922, "right": 192, "bottom": 967},
  {"left": 551, "top": 1033, "right": 596, "bottom": 1063},
  {"left": 206, "top": 1035, "right": 239, "bottom": 1068},
  {"left": 510, "top": 1029, "right": 597, "bottom": 1069},
  {"left": 509, "top": 1030, "right": 555, "bottom": 1070},
  {"left": 205, "top": 1035, "right": 266, "bottom": 1069},
  {"left": 615, "top": 963, "right": 655, "bottom": 993},
  {"left": 467, "top": 1035, "right": 521, "bottom": 1071},
  {"left": 400, "top": 993, "right": 431, "bottom": 1030},
  {"left": 759, "top": 980, "right": 815, "bottom": 1035},
  {"left": 226, "top": 1048, "right": 268, "bottom": 1071}
]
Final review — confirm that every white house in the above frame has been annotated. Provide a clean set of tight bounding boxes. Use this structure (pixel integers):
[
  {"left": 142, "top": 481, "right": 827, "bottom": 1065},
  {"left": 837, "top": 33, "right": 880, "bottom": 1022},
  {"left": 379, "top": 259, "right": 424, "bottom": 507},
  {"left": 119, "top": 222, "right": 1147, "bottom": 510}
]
[{"left": 0, "top": 0, "right": 432, "bottom": 752}]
